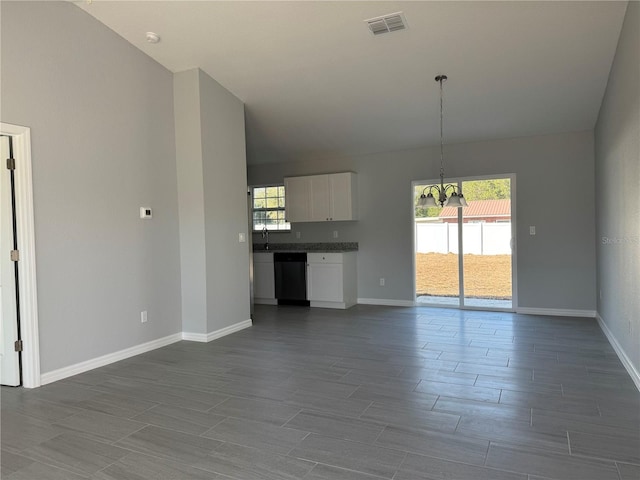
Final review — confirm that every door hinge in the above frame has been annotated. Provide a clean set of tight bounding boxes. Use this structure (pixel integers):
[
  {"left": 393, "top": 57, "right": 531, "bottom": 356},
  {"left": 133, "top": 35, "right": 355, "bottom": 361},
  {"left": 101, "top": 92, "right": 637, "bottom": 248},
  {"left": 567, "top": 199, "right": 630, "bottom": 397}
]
[
  {"left": 14, "top": 340, "right": 23, "bottom": 352},
  {"left": 10, "top": 250, "right": 19, "bottom": 262},
  {"left": 6, "top": 158, "right": 16, "bottom": 170}
]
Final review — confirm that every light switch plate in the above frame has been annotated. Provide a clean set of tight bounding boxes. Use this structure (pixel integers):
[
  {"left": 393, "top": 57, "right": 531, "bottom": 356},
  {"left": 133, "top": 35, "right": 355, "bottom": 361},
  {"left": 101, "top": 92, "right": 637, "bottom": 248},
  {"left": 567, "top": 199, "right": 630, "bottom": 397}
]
[
  {"left": 239, "top": 233, "right": 246, "bottom": 243},
  {"left": 529, "top": 226, "right": 536, "bottom": 235}
]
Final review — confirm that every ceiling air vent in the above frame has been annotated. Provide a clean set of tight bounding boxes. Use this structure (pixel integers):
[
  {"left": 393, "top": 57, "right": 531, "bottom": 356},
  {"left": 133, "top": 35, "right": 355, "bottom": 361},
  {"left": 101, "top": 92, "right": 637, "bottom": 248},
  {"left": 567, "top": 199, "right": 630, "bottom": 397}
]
[{"left": 365, "top": 12, "right": 408, "bottom": 36}]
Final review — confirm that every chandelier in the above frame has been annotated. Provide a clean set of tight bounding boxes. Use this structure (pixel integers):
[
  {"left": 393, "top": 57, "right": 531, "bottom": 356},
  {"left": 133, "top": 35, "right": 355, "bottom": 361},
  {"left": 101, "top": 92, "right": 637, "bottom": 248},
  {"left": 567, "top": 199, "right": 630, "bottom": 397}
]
[{"left": 417, "top": 75, "right": 467, "bottom": 208}]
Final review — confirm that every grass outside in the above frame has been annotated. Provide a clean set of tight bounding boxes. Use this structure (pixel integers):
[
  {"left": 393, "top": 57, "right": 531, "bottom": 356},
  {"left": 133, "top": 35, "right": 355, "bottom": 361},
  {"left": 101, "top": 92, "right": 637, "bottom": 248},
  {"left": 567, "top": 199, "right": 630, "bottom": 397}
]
[{"left": 416, "top": 253, "right": 512, "bottom": 299}]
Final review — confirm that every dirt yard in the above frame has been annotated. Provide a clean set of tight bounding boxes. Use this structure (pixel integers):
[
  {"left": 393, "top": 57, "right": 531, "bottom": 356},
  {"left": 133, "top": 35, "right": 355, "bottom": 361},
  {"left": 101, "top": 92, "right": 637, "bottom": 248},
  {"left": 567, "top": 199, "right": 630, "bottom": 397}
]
[{"left": 416, "top": 253, "right": 512, "bottom": 299}]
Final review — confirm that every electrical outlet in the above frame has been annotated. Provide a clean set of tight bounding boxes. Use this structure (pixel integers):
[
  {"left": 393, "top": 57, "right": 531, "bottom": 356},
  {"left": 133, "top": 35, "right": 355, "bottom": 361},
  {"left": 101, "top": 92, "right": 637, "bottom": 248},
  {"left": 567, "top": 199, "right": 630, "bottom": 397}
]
[
  {"left": 379, "top": 277, "right": 385, "bottom": 287},
  {"left": 296, "top": 231, "right": 301, "bottom": 239},
  {"left": 529, "top": 226, "right": 536, "bottom": 235},
  {"left": 333, "top": 230, "right": 338, "bottom": 239},
  {"left": 141, "top": 311, "right": 148, "bottom": 323}
]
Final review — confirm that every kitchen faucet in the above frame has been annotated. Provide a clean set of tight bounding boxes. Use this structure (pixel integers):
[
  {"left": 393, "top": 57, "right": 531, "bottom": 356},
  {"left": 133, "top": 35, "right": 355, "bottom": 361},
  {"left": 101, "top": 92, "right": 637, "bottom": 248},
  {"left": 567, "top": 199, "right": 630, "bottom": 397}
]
[{"left": 261, "top": 226, "right": 269, "bottom": 250}]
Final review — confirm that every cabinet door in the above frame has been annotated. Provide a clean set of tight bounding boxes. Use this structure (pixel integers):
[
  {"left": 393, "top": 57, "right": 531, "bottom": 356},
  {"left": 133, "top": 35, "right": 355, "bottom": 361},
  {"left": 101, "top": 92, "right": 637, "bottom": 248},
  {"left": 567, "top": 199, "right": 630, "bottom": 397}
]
[
  {"left": 309, "top": 175, "right": 330, "bottom": 221},
  {"left": 253, "top": 262, "right": 275, "bottom": 299},
  {"left": 284, "top": 176, "right": 310, "bottom": 223},
  {"left": 329, "top": 172, "right": 354, "bottom": 221},
  {"left": 307, "top": 263, "right": 343, "bottom": 302}
]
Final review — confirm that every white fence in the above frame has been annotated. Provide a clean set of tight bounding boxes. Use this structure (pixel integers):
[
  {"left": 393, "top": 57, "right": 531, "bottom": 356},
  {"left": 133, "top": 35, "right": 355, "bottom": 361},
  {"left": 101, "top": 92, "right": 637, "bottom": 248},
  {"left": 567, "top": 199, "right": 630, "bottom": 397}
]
[{"left": 416, "top": 222, "right": 512, "bottom": 255}]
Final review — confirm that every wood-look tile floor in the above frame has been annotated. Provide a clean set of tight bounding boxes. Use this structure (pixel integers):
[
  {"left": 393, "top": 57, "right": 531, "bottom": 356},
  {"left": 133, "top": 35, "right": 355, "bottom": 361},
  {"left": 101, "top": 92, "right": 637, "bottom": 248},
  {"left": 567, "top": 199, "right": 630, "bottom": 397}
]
[{"left": 2, "top": 305, "right": 639, "bottom": 479}]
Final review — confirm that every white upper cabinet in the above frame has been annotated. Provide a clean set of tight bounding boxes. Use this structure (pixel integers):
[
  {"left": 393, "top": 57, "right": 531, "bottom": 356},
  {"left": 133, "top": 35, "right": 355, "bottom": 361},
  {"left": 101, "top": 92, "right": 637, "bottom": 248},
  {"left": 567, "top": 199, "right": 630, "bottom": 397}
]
[
  {"left": 285, "top": 172, "right": 357, "bottom": 223},
  {"left": 284, "top": 176, "right": 311, "bottom": 223},
  {"left": 329, "top": 172, "right": 357, "bottom": 221},
  {"left": 309, "top": 175, "right": 330, "bottom": 222}
]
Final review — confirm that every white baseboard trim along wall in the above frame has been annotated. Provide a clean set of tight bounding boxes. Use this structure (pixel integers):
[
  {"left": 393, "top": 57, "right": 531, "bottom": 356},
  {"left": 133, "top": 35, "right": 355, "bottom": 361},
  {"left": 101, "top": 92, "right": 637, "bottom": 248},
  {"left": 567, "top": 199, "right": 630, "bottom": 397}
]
[
  {"left": 358, "top": 300, "right": 598, "bottom": 318},
  {"left": 40, "top": 333, "right": 183, "bottom": 386},
  {"left": 596, "top": 313, "right": 640, "bottom": 392},
  {"left": 40, "top": 319, "right": 253, "bottom": 386},
  {"left": 182, "top": 319, "right": 253, "bottom": 343},
  {"left": 357, "top": 298, "right": 416, "bottom": 307},
  {"left": 42, "top": 309, "right": 637, "bottom": 394},
  {"left": 515, "top": 307, "right": 596, "bottom": 318}
]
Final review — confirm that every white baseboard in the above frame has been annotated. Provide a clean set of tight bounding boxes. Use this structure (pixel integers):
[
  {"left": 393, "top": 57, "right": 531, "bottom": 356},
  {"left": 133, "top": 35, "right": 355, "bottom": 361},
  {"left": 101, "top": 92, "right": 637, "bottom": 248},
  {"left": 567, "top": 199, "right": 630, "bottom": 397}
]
[
  {"left": 596, "top": 313, "right": 640, "bottom": 392},
  {"left": 310, "top": 300, "right": 355, "bottom": 310},
  {"left": 357, "top": 298, "right": 415, "bottom": 307},
  {"left": 40, "top": 332, "right": 183, "bottom": 386},
  {"left": 254, "top": 298, "right": 277, "bottom": 305},
  {"left": 181, "top": 332, "right": 208, "bottom": 342},
  {"left": 40, "top": 319, "right": 253, "bottom": 386},
  {"left": 356, "top": 301, "right": 597, "bottom": 318},
  {"left": 516, "top": 307, "right": 596, "bottom": 318},
  {"left": 182, "top": 319, "right": 252, "bottom": 343}
]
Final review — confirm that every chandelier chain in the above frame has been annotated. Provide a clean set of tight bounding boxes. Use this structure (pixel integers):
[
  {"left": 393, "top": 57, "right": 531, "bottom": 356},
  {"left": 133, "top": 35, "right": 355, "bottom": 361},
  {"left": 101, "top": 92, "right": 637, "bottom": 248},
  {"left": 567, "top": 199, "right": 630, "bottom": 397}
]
[
  {"left": 416, "top": 74, "right": 464, "bottom": 209},
  {"left": 439, "top": 76, "right": 445, "bottom": 182}
]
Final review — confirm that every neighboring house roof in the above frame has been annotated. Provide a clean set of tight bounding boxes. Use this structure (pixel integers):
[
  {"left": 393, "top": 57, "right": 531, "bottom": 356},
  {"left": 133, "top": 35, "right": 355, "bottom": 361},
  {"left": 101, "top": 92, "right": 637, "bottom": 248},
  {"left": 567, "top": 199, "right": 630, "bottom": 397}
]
[{"left": 440, "top": 199, "right": 511, "bottom": 219}]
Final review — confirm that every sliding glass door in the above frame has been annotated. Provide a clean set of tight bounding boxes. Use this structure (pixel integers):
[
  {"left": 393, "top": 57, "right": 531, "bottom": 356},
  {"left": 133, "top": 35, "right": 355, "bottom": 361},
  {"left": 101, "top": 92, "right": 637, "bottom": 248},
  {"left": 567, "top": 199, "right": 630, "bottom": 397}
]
[
  {"left": 414, "top": 182, "right": 460, "bottom": 306},
  {"left": 414, "top": 175, "right": 515, "bottom": 310},
  {"left": 460, "top": 178, "right": 512, "bottom": 308}
]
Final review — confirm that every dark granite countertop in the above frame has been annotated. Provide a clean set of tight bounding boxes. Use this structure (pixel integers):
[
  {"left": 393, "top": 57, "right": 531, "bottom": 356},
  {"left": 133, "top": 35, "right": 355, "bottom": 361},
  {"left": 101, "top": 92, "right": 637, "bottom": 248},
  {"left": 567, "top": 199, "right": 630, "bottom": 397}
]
[{"left": 253, "top": 242, "right": 358, "bottom": 253}]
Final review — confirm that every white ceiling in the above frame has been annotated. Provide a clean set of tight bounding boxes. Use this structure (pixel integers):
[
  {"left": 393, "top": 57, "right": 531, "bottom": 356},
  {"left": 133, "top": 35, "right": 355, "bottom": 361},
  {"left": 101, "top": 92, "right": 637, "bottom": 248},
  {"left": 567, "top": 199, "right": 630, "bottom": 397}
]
[{"left": 76, "top": 1, "right": 628, "bottom": 165}]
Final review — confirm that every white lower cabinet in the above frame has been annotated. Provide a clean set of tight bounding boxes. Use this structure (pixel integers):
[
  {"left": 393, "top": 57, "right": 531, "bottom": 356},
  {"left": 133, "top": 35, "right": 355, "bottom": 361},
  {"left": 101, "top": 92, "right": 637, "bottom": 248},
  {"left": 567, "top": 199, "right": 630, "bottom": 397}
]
[
  {"left": 253, "top": 252, "right": 276, "bottom": 305},
  {"left": 307, "top": 252, "right": 357, "bottom": 309}
]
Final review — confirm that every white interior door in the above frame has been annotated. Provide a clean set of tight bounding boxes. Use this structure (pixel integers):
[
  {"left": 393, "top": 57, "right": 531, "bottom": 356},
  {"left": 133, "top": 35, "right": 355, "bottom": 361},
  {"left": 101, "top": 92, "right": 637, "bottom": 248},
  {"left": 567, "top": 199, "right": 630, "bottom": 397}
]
[{"left": 0, "top": 135, "right": 20, "bottom": 386}]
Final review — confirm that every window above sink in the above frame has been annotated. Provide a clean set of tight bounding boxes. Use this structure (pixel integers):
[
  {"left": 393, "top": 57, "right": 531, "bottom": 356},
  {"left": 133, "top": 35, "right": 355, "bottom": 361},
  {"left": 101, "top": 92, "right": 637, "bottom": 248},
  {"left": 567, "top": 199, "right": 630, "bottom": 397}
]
[{"left": 251, "top": 184, "right": 291, "bottom": 232}]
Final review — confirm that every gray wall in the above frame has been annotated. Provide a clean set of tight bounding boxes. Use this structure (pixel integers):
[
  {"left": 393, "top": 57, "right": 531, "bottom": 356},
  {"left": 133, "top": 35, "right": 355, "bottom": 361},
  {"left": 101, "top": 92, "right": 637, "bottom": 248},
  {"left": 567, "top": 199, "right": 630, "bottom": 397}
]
[
  {"left": 199, "top": 70, "right": 251, "bottom": 333},
  {"left": 1, "top": 2, "right": 182, "bottom": 373},
  {"left": 174, "top": 69, "right": 251, "bottom": 335},
  {"left": 595, "top": 2, "right": 640, "bottom": 372},
  {"left": 249, "top": 131, "right": 596, "bottom": 310},
  {"left": 174, "top": 70, "right": 208, "bottom": 334}
]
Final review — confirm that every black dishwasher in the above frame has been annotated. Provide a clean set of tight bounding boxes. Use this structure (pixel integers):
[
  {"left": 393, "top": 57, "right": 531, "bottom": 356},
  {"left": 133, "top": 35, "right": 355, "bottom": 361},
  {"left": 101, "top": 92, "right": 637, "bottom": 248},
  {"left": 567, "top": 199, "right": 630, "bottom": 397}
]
[{"left": 274, "top": 252, "right": 309, "bottom": 305}]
